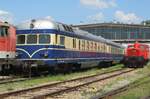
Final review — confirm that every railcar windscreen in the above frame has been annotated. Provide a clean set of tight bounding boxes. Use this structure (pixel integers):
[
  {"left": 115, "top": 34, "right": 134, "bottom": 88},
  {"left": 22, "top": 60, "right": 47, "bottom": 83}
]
[
  {"left": 27, "top": 35, "right": 37, "bottom": 44},
  {"left": 17, "top": 35, "right": 25, "bottom": 44},
  {"left": 39, "top": 34, "right": 51, "bottom": 44}
]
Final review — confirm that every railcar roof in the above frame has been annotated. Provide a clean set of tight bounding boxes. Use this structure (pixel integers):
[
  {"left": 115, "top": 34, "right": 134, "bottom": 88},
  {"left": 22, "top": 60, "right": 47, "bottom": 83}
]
[
  {"left": 17, "top": 19, "right": 58, "bottom": 30},
  {"left": 16, "top": 19, "right": 124, "bottom": 48}
]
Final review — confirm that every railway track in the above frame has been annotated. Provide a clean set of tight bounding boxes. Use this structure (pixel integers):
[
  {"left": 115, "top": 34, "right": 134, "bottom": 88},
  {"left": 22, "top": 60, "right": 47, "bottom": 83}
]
[
  {"left": 142, "top": 96, "right": 150, "bottom": 99},
  {"left": 0, "top": 68, "right": 135, "bottom": 99},
  {"left": 0, "top": 77, "right": 28, "bottom": 85},
  {"left": 92, "top": 74, "right": 150, "bottom": 99},
  {"left": 0, "top": 76, "right": 13, "bottom": 81}
]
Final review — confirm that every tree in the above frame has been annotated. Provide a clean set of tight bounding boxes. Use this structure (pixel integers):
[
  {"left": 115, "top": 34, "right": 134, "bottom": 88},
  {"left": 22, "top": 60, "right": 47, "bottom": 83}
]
[{"left": 141, "top": 20, "right": 150, "bottom": 26}]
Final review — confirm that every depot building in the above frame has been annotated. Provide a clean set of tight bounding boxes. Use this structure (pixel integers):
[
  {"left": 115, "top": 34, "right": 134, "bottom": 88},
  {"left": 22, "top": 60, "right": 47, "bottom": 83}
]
[{"left": 74, "top": 23, "right": 150, "bottom": 47}]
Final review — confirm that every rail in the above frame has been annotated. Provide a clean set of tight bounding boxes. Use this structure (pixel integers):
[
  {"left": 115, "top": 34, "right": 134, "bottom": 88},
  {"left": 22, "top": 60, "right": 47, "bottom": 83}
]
[{"left": 0, "top": 68, "right": 135, "bottom": 99}]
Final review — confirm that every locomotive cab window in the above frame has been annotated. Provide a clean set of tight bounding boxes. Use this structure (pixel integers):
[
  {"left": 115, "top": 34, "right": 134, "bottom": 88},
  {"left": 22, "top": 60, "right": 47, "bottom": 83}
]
[
  {"left": 27, "top": 35, "right": 37, "bottom": 44},
  {"left": 39, "top": 34, "right": 51, "bottom": 44},
  {"left": 140, "top": 46, "right": 144, "bottom": 49},
  {"left": 0, "top": 26, "right": 8, "bottom": 37},
  {"left": 128, "top": 45, "right": 134, "bottom": 48},
  {"left": 17, "top": 35, "right": 25, "bottom": 44}
]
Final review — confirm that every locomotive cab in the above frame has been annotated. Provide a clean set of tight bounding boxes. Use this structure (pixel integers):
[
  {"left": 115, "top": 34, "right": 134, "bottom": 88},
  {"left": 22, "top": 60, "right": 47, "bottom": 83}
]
[{"left": 0, "top": 22, "right": 16, "bottom": 74}]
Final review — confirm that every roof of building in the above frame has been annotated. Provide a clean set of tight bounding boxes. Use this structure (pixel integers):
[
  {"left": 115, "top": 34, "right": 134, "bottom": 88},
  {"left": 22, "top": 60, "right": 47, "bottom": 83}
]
[{"left": 73, "top": 23, "right": 150, "bottom": 28}]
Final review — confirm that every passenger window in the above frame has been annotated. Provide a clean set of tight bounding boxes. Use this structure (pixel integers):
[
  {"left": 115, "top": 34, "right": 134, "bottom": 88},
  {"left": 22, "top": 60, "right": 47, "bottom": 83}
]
[
  {"left": 91, "top": 42, "right": 93, "bottom": 50},
  {"left": 55, "top": 34, "right": 58, "bottom": 44},
  {"left": 98, "top": 44, "right": 100, "bottom": 51},
  {"left": 73, "top": 39, "right": 76, "bottom": 48},
  {"left": 39, "top": 34, "right": 50, "bottom": 44},
  {"left": 87, "top": 41, "right": 89, "bottom": 50},
  {"left": 60, "top": 36, "right": 65, "bottom": 45},
  {"left": 0, "top": 26, "right": 8, "bottom": 37},
  {"left": 17, "top": 35, "right": 25, "bottom": 44},
  {"left": 95, "top": 43, "right": 97, "bottom": 50},
  {"left": 79, "top": 40, "right": 81, "bottom": 50},
  {"left": 27, "top": 35, "right": 37, "bottom": 44},
  {"left": 82, "top": 40, "right": 85, "bottom": 50}
]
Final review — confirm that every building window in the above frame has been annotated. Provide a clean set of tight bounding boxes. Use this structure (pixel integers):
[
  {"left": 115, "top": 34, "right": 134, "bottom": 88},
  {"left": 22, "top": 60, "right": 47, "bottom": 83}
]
[{"left": 17, "top": 35, "right": 25, "bottom": 44}]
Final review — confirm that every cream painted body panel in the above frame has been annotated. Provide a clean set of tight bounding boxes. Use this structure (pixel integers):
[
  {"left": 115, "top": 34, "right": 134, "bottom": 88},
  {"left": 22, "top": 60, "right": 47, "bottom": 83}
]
[{"left": 0, "top": 51, "right": 16, "bottom": 58}]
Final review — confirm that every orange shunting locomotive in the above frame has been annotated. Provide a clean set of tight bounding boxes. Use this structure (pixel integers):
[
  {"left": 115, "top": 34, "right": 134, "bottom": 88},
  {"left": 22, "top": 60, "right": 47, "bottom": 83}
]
[
  {"left": 0, "top": 21, "right": 16, "bottom": 73},
  {"left": 123, "top": 41, "right": 150, "bottom": 68}
]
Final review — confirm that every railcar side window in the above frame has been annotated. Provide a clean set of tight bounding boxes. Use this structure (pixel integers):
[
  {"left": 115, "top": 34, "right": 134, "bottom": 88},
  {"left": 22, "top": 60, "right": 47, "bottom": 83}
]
[
  {"left": 82, "top": 40, "right": 85, "bottom": 50},
  {"left": 95, "top": 43, "right": 97, "bottom": 51},
  {"left": 79, "top": 40, "right": 81, "bottom": 50},
  {"left": 55, "top": 34, "right": 58, "bottom": 44},
  {"left": 73, "top": 39, "right": 76, "bottom": 48},
  {"left": 60, "top": 36, "right": 65, "bottom": 45},
  {"left": 17, "top": 35, "right": 25, "bottom": 44},
  {"left": 91, "top": 42, "right": 93, "bottom": 51},
  {"left": 39, "top": 34, "right": 50, "bottom": 44},
  {"left": 0, "top": 27, "right": 8, "bottom": 37},
  {"left": 27, "top": 35, "right": 37, "bottom": 44},
  {"left": 87, "top": 41, "right": 89, "bottom": 50}
]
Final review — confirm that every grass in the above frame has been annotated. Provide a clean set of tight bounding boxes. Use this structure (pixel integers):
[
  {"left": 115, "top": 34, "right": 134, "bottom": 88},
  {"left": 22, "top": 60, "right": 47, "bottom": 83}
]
[
  {"left": 113, "top": 76, "right": 150, "bottom": 99},
  {"left": 0, "top": 64, "right": 123, "bottom": 93},
  {"left": 80, "top": 64, "right": 150, "bottom": 99},
  {"left": 104, "top": 64, "right": 150, "bottom": 99}
]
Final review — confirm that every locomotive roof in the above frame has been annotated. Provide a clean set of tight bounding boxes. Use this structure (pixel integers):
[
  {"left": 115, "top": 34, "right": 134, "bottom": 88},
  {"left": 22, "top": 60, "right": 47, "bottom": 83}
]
[
  {"left": 16, "top": 19, "right": 124, "bottom": 48},
  {"left": 0, "top": 21, "right": 10, "bottom": 27}
]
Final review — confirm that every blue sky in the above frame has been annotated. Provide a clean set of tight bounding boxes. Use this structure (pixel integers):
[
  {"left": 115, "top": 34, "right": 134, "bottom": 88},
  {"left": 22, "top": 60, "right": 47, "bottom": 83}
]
[{"left": 0, "top": 0, "right": 149, "bottom": 25}]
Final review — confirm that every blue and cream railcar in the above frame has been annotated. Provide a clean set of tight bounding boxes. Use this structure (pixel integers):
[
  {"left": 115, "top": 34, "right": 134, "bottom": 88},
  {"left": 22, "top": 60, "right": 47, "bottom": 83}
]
[{"left": 15, "top": 19, "right": 124, "bottom": 72}]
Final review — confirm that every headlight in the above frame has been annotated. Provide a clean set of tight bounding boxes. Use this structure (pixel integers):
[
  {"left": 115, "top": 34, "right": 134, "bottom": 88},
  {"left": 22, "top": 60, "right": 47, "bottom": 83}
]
[
  {"left": 44, "top": 51, "right": 49, "bottom": 58},
  {"left": 15, "top": 52, "right": 19, "bottom": 57}
]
